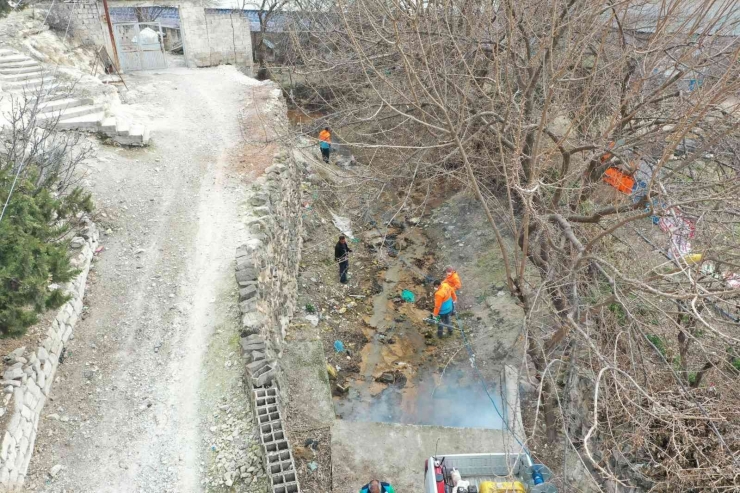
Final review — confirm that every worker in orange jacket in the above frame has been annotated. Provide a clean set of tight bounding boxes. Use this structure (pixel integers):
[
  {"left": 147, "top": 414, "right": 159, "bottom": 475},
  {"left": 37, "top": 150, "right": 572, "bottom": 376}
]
[
  {"left": 443, "top": 266, "right": 461, "bottom": 314},
  {"left": 432, "top": 279, "right": 456, "bottom": 337},
  {"left": 319, "top": 127, "right": 331, "bottom": 163}
]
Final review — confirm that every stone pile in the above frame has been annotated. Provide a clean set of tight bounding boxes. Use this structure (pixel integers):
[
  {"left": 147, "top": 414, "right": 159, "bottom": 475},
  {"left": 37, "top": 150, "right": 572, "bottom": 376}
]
[
  {"left": 0, "top": 219, "right": 99, "bottom": 491},
  {"left": 202, "top": 394, "right": 269, "bottom": 491}
]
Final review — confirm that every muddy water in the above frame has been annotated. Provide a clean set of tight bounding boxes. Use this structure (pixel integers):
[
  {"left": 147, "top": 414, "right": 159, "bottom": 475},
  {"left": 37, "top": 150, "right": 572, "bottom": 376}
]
[
  {"left": 286, "top": 109, "right": 325, "bottom": 125},
  {"left": 333, "top": 227, "right": 507, "bottom": 429},
  {"left": 368, "top": 263, "right": 401, "bottom": 330}
]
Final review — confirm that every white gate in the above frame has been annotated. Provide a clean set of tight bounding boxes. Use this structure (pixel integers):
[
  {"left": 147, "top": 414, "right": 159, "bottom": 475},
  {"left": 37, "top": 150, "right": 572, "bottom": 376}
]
[{"left": 113, "top": 22, "right": 167, "bottom": 72}]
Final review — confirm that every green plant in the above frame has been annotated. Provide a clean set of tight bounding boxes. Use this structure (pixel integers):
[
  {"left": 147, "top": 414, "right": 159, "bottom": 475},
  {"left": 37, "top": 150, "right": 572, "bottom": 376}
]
[
  {"left": 0, "top": 171, "right": 93, "bottom": 336},
  {"left": 731, "top": 358, "right": 740, "bottom": 371},
  {"left": 688, "top": 372, "right": 698, "bottom": 385},
  {"left": 305, "top": 303, "right": 316, "bottom": 313},
  {"left": 646, "top": 334, "right": 667, "bottom": 357},
  {"left": 608, "top": 302, "right": 627, "bottom": 324}
]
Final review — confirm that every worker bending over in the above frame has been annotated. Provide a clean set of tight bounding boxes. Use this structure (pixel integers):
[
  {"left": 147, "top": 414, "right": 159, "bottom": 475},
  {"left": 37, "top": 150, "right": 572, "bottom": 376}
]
[
  {"left": 360, "top": 480, "right": 395, "bottom": 493},
  {"left": 433, "top": 279, "right": 456, "bottom": 338}
]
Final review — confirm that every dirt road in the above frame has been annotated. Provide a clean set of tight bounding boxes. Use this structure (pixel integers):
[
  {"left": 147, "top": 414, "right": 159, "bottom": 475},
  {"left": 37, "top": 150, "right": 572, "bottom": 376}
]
[{"left": 26, "top": 67, "right": 270, "bottom": 492}]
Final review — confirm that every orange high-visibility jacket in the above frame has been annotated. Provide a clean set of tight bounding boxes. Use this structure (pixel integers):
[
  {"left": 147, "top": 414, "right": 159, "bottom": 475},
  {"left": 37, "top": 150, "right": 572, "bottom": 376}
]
[
  {"left": 444, "top": 271, "right": 462, "bottom": 291},
  {"left": 434, "top": 282, "right": 456, "bottom": 316},
  {"left": 319, "top": 129, "right": 331, "bottom": 144}
]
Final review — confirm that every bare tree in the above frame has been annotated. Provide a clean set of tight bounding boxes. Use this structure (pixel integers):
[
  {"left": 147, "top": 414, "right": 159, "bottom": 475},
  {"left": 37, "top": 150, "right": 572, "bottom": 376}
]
[
  {"left": 243, "top": 0, "right": 290, "bottom": 77},
  {"left": 134, "top": 6, "right": 168, "bottom": 23},
  {"left": 288, "top": 0, "right": 740, "bottom": 490}
]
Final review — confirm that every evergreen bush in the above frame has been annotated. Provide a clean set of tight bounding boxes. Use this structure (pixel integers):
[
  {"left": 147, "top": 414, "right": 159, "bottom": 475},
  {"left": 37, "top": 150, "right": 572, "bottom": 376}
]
[{"left": 0, "top": 168, "right": 92, "bottom": 336}]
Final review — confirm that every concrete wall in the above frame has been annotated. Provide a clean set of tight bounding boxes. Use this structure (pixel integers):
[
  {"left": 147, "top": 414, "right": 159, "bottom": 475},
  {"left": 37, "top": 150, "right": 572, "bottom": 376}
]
[
  {"left": 180, "top": 6, "right": 253, "bottom": 70},
  {"left": 0, "top": 221, "right": 99, "bottom": 492}
]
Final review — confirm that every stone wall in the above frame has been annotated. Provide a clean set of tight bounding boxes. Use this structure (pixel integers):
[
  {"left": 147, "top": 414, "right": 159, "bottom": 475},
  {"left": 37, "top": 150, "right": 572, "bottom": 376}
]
[
  {"left": 0, "top": 220, "right": 99, "bottom": 492},
  {"left": 236, "top": 145, "right": 302, "bottom": 399},
  {"left": 232, "top": 90, "right": 303, "bottom": 493}
]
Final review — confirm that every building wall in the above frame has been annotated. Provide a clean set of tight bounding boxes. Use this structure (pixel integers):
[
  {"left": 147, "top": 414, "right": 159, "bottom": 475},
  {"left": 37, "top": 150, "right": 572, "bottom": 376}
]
[
  {"left": 179, "top": 5, "right": 253, "bottom": 70},
  {"left": 37, "top": 0, "right": 117, "bottom": 61},
  {"left": 40, "top": 0, "right": 252, "bottom": 73}
]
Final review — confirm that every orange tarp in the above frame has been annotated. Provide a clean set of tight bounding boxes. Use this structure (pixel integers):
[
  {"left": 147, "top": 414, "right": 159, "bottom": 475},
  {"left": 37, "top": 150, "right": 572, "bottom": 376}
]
[{"left": 603, "top": 167, "right": 635, "bottom": 194}]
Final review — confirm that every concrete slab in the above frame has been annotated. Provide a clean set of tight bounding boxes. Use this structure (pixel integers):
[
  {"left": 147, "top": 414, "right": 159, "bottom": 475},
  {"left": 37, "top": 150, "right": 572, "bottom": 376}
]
[
  {"left": 331, "top": 420, "right": 509, "bottom": 493},
  {"left": 282, "top": 340, "right": 335, "bottom": 431}
]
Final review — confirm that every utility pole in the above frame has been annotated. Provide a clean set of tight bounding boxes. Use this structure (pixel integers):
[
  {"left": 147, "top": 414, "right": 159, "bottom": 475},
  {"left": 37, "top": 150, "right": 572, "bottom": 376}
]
[{"left": 101, "top": 0, "right": 121, "bottom": 70}]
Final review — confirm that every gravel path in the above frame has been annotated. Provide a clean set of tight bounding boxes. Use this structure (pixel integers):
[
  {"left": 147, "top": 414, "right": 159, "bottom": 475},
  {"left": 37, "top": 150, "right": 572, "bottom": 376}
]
[{"left": 25, "top": 66, "right": 268, "bottom": 493}]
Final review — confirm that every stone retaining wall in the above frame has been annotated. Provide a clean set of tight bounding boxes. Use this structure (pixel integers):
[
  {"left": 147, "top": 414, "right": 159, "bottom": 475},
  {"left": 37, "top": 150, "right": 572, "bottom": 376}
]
[
  {"left": 233, "top": 92, "right": 304, "bottom": 493},
  {"left": 235, "top": 148, "right": 302, "bottom": 398},
  {"left": 0, "top": 220, "right": 99, "bottom": 492}
]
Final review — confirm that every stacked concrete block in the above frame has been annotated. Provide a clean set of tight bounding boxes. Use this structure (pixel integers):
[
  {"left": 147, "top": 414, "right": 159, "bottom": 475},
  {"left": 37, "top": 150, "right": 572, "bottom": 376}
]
[
  {"left": 254, "top": 389, "right": 299, "bottom": 493},
  {"left": 0, "top": 219, "right": 99, "bottom": 492}
]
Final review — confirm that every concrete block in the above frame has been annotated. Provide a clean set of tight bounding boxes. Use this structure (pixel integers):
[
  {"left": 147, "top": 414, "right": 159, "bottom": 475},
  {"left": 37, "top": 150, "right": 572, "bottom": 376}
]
[{"left": 253, "top": 366, "right": 276, "bottom": 387}]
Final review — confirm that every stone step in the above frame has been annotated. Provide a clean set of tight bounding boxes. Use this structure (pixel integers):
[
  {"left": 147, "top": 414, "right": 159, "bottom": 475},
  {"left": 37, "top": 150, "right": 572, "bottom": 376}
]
[
  {"left": 38, "top": 89, "right": 76, "bottom": 102},
  {"left": 55, "top": 111, "right": 105, "bottom": 131},
  {"left": 100, "top": 117, "right": 117, "bottom": 135},
  {"left": 38, "top": 104, "right": 105, "bottom": 124},
  {"left": 8, "top": 83, "right": 71, "bottom": 98},
  {"left": 0, "top": 70, "right": 45, "bottom": 81},
  {"left": 0, "top": 54, "right": 33, "bottom": 64},
  {"left": 0, "top": 65, "right": 47, "bottom": 75},
  {"left": 2, "top": 77, "right": 55, "bottom": 90},
  {"left": 114, "top": 125, "right": 149, "bottom": 146},
  {"left": 0, "top": 49, "right": 17, "bottom": 57},
  {"left": 38, "top": 97, "right": 94, "bottom": 114},
  {"left": 0, "top": 60, "right": 40, "bottom": 69},
  {"left": 115, "top": 120, "right": 130, "bottom": 136}
]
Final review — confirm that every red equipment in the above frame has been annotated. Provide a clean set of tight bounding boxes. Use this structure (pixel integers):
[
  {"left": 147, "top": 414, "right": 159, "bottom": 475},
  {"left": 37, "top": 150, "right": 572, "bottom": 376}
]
[{"left": 425, "top": 458, "right": 448, "bottom": 493}]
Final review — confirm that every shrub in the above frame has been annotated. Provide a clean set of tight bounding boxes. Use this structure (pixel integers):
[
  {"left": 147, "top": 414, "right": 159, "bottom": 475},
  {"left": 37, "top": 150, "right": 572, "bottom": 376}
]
[{"left": 0, "top": 170, "right": 92, "bottom": 336}]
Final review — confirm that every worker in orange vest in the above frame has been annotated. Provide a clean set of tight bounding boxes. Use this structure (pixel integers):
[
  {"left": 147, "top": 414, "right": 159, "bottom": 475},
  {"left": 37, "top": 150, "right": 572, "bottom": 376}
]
[
  {"left": 432, "top": 279, "right": 456, "bottom": 337},
  {"left": 443, "top": 266, "right": 461, "bottom": 314},
  {"left": 319, "top": 127, "right": 331, "bottom": 163}
]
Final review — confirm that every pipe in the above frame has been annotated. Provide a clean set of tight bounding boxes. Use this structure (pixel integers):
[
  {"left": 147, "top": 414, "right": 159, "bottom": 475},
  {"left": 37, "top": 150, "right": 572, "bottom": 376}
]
[{"left": 101, "top": 0, "right": 121, "bottom": 70}]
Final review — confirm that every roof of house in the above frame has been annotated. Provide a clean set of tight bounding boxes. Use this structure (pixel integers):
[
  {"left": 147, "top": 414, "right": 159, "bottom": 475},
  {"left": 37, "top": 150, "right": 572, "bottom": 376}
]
[{"left": 109, "top": 6, "right": 181, "bottom": 29}]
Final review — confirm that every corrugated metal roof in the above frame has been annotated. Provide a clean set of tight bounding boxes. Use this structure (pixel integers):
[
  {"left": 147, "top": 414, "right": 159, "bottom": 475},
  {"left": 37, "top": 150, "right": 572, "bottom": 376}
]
[
  {"left": 620, "top": 1, "right": 740, "bottom": 36},
  {"left": 109, "top": 6, "right": 181, "bottom": 29}
]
